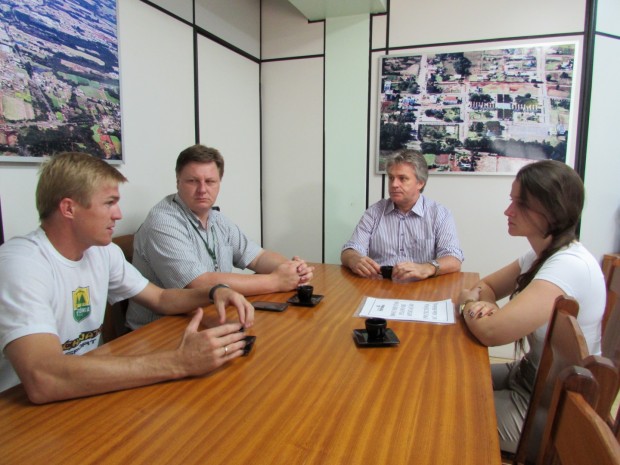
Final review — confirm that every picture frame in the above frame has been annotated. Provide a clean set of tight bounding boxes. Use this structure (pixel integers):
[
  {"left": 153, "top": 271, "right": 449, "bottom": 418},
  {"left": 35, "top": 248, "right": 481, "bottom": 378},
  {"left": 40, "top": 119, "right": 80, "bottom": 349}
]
[
  {"left": 375, "top": 38, "right": 582, "bottom": 174},
  {"left": 0, "top": 0, "right": 122, "bottom": 163}
]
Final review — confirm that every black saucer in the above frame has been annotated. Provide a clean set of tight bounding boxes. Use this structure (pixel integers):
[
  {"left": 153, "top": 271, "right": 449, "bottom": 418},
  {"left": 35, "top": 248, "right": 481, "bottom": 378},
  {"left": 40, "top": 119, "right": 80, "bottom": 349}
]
[
  {"left": 287, "top": 294, "right": 324, "bottom": 307},
  {"left": 352, "top": 328, "right": 400, "bottom": 347}
]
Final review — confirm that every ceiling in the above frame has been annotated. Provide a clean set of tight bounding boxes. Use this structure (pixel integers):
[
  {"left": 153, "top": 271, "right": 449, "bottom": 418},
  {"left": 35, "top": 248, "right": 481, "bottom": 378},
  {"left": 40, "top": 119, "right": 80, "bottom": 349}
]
[{"left": 287, "top": 0, "right": 387, "bottom": 21}]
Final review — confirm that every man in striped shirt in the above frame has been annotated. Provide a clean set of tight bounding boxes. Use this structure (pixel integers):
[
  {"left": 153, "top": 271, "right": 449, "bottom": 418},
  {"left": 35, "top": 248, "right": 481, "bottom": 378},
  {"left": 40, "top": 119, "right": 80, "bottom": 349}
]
[
  {"left": 127, "top": 145, "right": 314, "bottom": 329},
  {"left": 341, "top": 150, "right": 463, "bottom": 281}
]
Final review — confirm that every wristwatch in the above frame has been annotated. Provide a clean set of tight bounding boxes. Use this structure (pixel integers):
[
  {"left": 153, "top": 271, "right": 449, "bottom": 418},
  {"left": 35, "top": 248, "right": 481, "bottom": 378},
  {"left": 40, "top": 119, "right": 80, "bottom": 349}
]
[{"left": 428, "top": 259, "right": 440, "bottom": 278}]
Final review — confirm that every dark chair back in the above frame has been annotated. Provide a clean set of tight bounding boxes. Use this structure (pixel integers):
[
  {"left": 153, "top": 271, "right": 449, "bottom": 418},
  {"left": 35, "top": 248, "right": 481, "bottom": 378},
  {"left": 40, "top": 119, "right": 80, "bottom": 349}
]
[
  {"left": 514, "top": 297, "right": 587, "bottom": 464},
  {"left": 603, "top": 253, "right": 620, "bottom": 335},
  {"left": 537, "top": 365, "right": 620, "bottom": 465},
  {"left": 101, "top": 234, "right": 134, "bottom": 342},
  {"left": 514, "top": 296, "right": 618, "bottom": 465},
  {"left": 603, "top": 264, "right": 620, "bottom": 365},
  {"left": 601, "top": 264, "right": 620, "bottom": 438}
]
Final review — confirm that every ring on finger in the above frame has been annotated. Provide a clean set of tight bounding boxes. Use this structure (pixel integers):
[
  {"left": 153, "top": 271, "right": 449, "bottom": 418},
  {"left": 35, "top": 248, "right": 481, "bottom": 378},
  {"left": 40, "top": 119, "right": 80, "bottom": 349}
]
[{"left": 224, "top": 345, "right": 229, "bottom": 355}]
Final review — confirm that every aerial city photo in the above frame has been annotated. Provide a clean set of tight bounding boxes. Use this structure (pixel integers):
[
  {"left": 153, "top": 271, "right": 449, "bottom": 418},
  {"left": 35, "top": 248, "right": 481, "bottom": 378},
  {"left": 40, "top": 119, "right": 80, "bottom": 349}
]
[
  {"left": 0, "top": 0, "right": 121, "bottom": 160},
  {"left": 377, "top": 43, "right": 576, "bottom": 173}
]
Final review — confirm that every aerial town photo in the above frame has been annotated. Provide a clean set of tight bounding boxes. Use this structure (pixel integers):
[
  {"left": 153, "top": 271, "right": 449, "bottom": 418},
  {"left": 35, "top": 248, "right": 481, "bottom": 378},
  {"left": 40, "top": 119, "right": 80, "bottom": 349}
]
[
  {"left": 0, "top": 0, "right": 121, "bottom": 160},
  {"left": 377, "top": 43, "right": 576, "bottom": 174}
]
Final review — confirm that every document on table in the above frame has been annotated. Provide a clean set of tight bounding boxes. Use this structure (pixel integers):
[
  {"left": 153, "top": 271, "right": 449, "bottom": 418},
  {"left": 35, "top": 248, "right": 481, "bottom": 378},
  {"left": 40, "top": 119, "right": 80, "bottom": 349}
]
[{"left": 355, "top": 297, "right": 456, "bottom": 324}]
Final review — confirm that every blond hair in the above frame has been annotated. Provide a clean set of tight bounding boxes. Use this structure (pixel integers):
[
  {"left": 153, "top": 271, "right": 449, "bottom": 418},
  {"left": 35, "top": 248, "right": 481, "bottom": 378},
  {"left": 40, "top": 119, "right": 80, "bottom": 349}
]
[{"left": 36, "top": 152, "right": 127, "bottom": 220}]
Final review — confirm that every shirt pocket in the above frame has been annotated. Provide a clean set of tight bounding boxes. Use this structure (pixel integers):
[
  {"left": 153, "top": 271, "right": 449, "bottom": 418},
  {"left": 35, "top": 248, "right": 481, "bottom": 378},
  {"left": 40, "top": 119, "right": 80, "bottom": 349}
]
[
  {"left": 405, "top": 238, "right": 435, "bottom": 262},
  {"left": 216, "top": 245, "right": 235, "bottom": 272}
]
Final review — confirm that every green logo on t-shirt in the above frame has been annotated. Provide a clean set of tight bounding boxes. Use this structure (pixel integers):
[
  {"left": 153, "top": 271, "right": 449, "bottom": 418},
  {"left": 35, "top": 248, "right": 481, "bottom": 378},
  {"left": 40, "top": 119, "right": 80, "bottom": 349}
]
[{"left": 72, "top": 287, "right": 91, "bottom": 322}]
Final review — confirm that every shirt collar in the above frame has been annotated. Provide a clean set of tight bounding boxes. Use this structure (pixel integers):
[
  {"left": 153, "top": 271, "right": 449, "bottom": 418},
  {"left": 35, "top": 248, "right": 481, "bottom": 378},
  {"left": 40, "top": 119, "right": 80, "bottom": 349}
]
[
  {"left": 171, "top": 194, "right": 206, "bottom": 229},
  {"left": 385, "top": 194, "right": 426, "bottom": 217}
]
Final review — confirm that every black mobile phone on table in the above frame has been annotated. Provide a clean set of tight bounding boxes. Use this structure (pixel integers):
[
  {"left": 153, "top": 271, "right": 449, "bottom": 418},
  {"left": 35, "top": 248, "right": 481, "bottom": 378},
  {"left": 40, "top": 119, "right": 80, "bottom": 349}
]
[{"left": 253, "top": 301, "right": 288, "bottom": 312}]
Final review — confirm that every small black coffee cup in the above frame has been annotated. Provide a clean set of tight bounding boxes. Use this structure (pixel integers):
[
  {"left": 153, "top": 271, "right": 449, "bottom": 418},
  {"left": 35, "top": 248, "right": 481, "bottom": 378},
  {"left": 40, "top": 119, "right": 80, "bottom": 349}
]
[
  {"left": 365, "top": 317, "right": 387, "bottom": 341},
  {"left": 380, "top": 265, "right": 393, "bottom": 280},
  {"left": 297, "top": 285, "right": 314, "bottom": 304}
]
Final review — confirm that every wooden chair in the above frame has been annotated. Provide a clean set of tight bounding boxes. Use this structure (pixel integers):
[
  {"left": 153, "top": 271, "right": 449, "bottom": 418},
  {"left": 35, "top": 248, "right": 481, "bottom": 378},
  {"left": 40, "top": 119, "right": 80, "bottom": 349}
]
[
  {"left": 603, "top": 263, "right": 620, "bottom": 365},
  {"left": 602, "top": 253, "right": 620, "bottom": 336},
  {"left": 602, "top": 263, "right": 620, "bottom": 437},
  {"left": 537, "top": 365, "right": 620, "bottom": 465},
  {"left": 101, "top": 234, "right": 134, "bottom": 342},
  {"left": 514, "top": 296, "right": 618, "bottom": 465}
]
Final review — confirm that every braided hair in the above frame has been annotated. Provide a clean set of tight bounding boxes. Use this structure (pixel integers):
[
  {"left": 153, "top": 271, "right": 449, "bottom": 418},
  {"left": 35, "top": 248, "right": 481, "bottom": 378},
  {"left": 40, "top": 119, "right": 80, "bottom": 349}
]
[
  {"left": 510, "top": 160, "right": 584, "bottom": 298},
  {"left": 510, "top": 160, "right": 584, "bottom": 356}
]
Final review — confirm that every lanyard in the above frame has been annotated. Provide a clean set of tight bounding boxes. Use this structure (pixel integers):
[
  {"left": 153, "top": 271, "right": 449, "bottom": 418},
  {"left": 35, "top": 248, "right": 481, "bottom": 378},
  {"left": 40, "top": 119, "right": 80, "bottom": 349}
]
[
  {"left": 173, "top": 197, "right": 219, "bottom": 271},
  {"left": 192, "top": 222, "right": 218, "bottom": 271}
]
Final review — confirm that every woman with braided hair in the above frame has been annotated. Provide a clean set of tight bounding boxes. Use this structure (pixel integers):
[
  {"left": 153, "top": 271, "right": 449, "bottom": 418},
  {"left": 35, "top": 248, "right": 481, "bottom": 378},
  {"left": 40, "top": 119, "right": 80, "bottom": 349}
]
[{"left": 457, "top": 159, "right": 605, "bottom": 455}]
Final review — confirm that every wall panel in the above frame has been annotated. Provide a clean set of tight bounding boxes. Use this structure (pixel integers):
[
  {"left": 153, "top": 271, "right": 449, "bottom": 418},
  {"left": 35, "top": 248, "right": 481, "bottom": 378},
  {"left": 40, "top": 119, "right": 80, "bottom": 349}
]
[
  {"left": 389, "top": 0, "right": 586, "bottom": 48},
  {"left": 580, "top": 35, "right": 620, "bottom": 257},
  {"left": 324, "top": 15, "right": 370, "bottom": 263},
  {"left": 262, "top": 0, "right": 324, "bottom": 60},
  {"left": 597, "top": 0, "right": 620, "bottom": 37},
  {"left": 147, "top": 0, "right": 193, "bottom": 22},
  {"left": 195, "top": 0, "right": 260, "bottom": 58},
  {"left": 116, "top": 0, "right": 196, "bottom": 234},
  {"left": 261, "top": 58, "right": 324, "bottom": 261},
  {"left": 197, "top": 36, "right": 262, "bottom": 249}
]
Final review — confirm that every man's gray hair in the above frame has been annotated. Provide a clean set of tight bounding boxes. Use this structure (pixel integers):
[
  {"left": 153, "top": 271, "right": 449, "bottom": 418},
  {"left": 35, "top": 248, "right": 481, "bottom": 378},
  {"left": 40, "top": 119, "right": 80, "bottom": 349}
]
[{"left": 386, "top": 150, "right": 428, "bottom": 191}]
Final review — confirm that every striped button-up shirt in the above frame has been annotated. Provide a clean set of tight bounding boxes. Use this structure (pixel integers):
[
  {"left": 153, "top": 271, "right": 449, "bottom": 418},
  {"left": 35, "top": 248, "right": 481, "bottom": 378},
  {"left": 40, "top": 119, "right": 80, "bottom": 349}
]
[{"left": 342, "top": 195, "right": 464, "bottom": 266}]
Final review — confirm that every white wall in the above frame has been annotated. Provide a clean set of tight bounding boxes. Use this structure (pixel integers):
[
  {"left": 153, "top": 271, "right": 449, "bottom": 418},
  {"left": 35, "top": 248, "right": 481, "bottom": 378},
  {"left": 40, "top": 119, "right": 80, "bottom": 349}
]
[
  {"left": 197, "top": 36, "right": 261, "bottom": 243},
  {"left": 148, "top": 0, "right": 193, "bottom": 22},
  {"left": 388, "top": 0, "right": 585, "bottom": 47},
  {"left": 115, "top": 0, "right": 196, "bottom": 235},
  {"left": 324, "top": 15, "right": 371, "bottom": 263},
  {"left": 261, "top": 58, "right": 324, "bottom": 262},
  {"left": 260, "top": 0, "right": 325, "bottom": 262},
  {"left": 579, "top": 0, "right": 620, "bottom": 258},
  {"left": 596, "top": 0, "right": 620, "bottom": 36},
  {"left": 195, "top": 0, "right": 260, "bottom": 58},
  {"left": 261, "top": 0, "right": 324, "bottom": 59}
]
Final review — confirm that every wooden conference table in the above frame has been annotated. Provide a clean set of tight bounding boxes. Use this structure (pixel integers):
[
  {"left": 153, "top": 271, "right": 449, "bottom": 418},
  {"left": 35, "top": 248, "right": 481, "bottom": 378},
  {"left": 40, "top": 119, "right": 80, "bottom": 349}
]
[{"left": 0, "top": 264, "right": 500, "bottom": 465}]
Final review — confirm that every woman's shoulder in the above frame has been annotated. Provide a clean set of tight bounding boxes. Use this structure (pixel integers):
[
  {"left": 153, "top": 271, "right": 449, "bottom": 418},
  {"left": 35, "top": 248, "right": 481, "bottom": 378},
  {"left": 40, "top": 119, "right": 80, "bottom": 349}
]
[
  {"left": 540, "top": 242, "right": 602, "bottom": 281},
  {"left": 548, "top": 242, "right": 597, "bottom": 265}
]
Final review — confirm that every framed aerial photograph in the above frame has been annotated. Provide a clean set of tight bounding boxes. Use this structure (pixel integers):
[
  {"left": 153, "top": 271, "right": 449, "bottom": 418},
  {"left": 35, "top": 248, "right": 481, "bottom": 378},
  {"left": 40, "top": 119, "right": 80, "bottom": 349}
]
[
  {"left": 0, "top": 0, "right": 122, "bottom": 163},
  {"left": 376, "top": 40, "right": 581, "bottom": 174}
]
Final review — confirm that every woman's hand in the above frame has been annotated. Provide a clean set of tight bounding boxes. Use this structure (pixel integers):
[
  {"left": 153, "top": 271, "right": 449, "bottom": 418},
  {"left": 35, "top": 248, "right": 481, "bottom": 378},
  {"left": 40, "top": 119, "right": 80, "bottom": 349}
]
[
  {"left": 465, "top": 300, "right": 500, "bottom": 319},
  {"left": 458, "top": 286, "right": 499, "bottom": 319},
  {"left": 458, "top": 286, "right": 481, "bottom": 305}
]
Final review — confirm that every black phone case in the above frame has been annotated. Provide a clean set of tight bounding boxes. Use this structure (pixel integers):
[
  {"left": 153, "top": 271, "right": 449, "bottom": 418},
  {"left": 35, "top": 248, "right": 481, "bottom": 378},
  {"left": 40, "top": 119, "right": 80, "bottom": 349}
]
[{"left": 253, "top": 301, "right": 288, "bottom": 312}]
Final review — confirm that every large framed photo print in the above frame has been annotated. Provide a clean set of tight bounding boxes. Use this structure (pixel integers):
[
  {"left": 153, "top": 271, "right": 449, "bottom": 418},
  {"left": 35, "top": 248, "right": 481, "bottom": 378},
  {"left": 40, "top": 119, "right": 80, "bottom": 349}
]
[
  {"left": 376, "top": 39, "right": 581, "bottom": 174},
  {"left": 0, "top": 0, "right": 122, "bottom": 162}
]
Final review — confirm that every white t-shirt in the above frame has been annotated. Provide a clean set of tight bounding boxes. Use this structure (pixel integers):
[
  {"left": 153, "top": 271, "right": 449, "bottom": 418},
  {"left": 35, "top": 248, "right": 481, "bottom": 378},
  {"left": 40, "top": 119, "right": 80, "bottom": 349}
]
[
  {"left": 0, "top": 228, "right": 148, "bottom": 392},
  {"left": 519, "top": 241, "right": 605, "bottom": 369}
]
